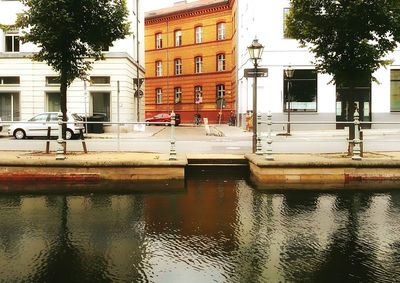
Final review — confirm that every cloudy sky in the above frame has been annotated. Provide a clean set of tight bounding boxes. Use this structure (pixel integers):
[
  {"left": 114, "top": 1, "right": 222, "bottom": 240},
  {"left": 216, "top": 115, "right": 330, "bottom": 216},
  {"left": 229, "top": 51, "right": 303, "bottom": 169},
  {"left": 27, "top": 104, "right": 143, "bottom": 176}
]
[{"left": 143, "top": 0, "right": 199, "bottom": 12}]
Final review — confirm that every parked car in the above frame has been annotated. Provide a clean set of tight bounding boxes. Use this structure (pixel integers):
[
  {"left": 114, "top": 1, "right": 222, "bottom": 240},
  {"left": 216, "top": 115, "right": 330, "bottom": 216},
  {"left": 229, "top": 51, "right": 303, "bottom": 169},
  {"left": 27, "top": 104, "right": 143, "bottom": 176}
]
[
  {"left": 145, "top": 113, "right": 181, "bottom": 126},
  {"left": 8, "top": 112, "right": 84, "bottom": 140}
]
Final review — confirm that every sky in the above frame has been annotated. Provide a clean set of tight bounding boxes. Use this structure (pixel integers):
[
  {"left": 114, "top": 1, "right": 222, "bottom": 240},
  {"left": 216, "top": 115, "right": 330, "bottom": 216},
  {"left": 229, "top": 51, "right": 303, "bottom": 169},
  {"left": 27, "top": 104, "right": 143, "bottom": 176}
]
[{"left": 143, "top": 0, "right": 199, "bottom": 12}]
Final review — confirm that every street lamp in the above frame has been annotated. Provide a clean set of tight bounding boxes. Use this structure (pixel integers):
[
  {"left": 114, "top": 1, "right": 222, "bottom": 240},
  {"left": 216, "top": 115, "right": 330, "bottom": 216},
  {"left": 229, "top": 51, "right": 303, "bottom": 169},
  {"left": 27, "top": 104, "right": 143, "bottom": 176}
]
[
  {"left": 284, "top": 66, "right": 295, "bottom": 135},
  {"left": 247, "top": 38, "right": 264, "bottom": 153}
]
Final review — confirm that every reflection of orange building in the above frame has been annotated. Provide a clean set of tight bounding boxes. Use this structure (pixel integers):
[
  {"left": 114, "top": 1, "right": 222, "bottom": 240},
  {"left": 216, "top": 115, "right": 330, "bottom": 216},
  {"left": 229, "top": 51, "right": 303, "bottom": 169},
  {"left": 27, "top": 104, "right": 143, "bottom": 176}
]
[
  {"left": 144, "top": 179, "right": 238, "bottom": 241},
  {"left": 145, "top": 0, "right": 237, "bottom": 124}
]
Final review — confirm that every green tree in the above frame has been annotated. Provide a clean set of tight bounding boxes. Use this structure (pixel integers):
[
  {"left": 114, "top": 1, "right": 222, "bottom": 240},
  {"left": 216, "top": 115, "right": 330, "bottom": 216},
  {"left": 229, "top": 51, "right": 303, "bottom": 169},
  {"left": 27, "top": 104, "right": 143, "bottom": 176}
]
[
  {"left": 17, "top": 0, "right": 130, "bottom": 142},
  {"left": 286, "top": 0, "right": 400, "bottom": 86}
]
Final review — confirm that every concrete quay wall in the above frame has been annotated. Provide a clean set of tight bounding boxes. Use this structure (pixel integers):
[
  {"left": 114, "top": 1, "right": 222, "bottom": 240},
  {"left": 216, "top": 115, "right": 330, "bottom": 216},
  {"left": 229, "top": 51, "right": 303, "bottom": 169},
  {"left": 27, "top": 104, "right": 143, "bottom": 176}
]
[
  {"left": 1, "top": 151, "right": 400, "bottom": 192},
  {"left": 0, "top": 152, "right": 187, "bottom": 193},
  {"left": 246, "top": 153, "right": 400, "bottom": 190}
]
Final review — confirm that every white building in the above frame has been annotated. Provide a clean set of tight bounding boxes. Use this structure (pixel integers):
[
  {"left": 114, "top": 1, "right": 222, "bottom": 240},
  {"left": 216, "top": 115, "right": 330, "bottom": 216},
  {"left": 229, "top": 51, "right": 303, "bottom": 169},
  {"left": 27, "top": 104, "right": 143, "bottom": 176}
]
[
  {"left": 0, "top": 0, "right": 145, "bottom": 131},
  {"left": 237, "top": 0, "right": 400, "bottom": 130}
]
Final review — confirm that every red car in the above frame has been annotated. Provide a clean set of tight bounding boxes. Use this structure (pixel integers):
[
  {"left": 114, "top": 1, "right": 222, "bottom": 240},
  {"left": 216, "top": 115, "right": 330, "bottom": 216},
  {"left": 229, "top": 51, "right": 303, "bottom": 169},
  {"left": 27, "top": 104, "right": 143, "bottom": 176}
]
[{"left": 145, "top": 113, "right": 181, "bottom": 126}]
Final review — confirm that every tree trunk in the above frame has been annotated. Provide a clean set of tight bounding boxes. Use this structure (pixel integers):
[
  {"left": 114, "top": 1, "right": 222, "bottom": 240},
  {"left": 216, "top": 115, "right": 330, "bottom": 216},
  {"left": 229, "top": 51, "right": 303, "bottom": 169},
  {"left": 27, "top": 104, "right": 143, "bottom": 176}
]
[{"left": 60, "top": 71, "right": 68, "bottom": 152}]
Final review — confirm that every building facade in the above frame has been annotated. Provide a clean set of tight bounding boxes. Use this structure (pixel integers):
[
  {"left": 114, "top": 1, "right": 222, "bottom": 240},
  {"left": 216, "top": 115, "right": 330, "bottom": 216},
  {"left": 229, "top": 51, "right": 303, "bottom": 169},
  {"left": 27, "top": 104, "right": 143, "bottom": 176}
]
[
  {"left": 0, "top": 0, "right": 145, "bottom": 131},
  {"left": 145, "top": 0, "right": 237, "bottom": 124},
  {"left": 237, "top": 0, "right": 400, "bottom": 130}
]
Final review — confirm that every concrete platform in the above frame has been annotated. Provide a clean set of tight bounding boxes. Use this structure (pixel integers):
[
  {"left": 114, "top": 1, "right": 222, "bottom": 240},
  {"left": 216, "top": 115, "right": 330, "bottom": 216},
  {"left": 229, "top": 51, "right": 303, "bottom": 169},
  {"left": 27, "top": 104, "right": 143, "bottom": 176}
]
[
  {"left": 1, "top": 150, "right": 400, "bottom": 192},
  {"left": 0, "top": 151, "right": 187, "bottom": 193},
  {"left": 246, "top": 152, "right": 400, "bottom": 190}
]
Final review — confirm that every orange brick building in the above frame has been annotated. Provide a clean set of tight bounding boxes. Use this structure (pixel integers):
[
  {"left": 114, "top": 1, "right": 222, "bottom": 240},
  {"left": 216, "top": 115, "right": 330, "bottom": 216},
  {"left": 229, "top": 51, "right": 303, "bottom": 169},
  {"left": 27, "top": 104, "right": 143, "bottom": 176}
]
[{"left": 144, "top": 0, "right": 236, "bottom": 124}]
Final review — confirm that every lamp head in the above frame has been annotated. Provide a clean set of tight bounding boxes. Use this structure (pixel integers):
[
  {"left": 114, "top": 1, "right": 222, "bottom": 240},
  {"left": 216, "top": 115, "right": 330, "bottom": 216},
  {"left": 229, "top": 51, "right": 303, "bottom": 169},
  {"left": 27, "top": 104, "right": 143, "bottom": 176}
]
[
  {"left": 247, "top": 38, "right": 264, "bottom": 64},
  {"left": 284, "top": 65, "right": 295, "bottom": 79}
]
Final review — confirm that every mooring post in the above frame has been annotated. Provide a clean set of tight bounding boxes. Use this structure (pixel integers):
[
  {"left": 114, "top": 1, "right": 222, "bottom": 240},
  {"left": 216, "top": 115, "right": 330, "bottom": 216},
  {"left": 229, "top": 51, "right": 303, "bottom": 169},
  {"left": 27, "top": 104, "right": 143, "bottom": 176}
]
[
  {"left": 169, "top": 111, "right": 177, "bottom": 160},
  {"left": 352, "top": 109, "right": 362, "bottom": 161},
  {"left": 256, "top": 113, "right": 263, "bottom": 155},
  {"left": 45, "top": 126, "right": 51, "bottom": 154},
  {"left": 80, "top": 129, "right": 88, "bottom": 154},
  {"left": 265, "top": 111, "right": 274, "bottom": 160},
  {"left": 56, "top": 112, "right": 66, "bottom": 160}
]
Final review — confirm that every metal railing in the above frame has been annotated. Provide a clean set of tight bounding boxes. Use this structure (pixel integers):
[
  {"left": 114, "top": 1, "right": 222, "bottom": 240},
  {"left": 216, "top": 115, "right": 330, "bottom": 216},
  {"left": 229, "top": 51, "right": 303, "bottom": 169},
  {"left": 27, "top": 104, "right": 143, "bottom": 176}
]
[
  {"left": 1, "top": 112, "right": 178, "bottom": 161},
  {"left": 257, "top": 110, "right": 400, "bottom": 161}
]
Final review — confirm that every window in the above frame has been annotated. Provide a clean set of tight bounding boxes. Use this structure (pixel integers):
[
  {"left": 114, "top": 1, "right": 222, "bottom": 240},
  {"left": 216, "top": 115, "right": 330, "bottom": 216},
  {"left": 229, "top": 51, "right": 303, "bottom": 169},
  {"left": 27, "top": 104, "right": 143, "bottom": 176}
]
[
  {"left": 46, "top": 76, "right": 60, "bottom": 85},
  {"left": 284, "top": 69, "right": 317, "bottom": 112},
  {"left": 0, "top": 93, "right": 20, "bottom": 121},
  {"left": 283, "top": 8, "right": 291, "bottom": 39},
  {"left": 216, "top": 84, "right": 225, "bottom": 107},
  {"left": 155, "top": 33, "right": 162, "bottom": 49},
  {"left": 0, "top": 76, "right": 19, "bottom": 85},
  {"left": 90, "top": 76, "right": 110, "bottom": 85},
  {"left": 156, "top": 88, "right": 162, "bottom": 104},
  {"left": 156, "top": 61, "right": 162, "bottom": 77},
  {"left": 217, "top": 22, "right": 225, "bottom": 40},
  {"left": 195, "top": 26, "right": 202, "bottom": 44},
  {"left": 391, "top": 69, "right": 400, "bottom": 111},
  {"left": 174, "top": 87, "right": 182, "bottom": 104},
  {"left": 5, "top": 32, "right": 20, "bottom": 52},
  {"left": 46, "top": 92, "right": 60, "bottom": 112},
  {"left": 195, "top": 56, "right": 203, "bottom": 73},
  {"left": 175, "top": 58, "right": 182, "bottom": 75},
  {"left": 175, "top": 30, "right": 182, "bottom": 47},
  {"left": 217, "top": 54, "right": 225, "bottom": 71},
  {"left": 194, "top": 86, "right": 203, "bottom": 103}
]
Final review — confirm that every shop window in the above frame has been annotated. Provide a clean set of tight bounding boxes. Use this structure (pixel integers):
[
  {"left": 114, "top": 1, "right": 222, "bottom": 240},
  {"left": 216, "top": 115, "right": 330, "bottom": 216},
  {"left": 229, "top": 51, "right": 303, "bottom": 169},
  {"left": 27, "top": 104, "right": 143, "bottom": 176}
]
[{"left": 284, "top": 69, "right": 317, "bottom": 112}]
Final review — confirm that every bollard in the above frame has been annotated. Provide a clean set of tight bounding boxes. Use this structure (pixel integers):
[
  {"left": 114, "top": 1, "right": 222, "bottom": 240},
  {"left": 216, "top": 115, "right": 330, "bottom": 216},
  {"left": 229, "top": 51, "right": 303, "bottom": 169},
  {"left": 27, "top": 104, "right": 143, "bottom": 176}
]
[
  {"left": 80, "top": 129, "right": 88, "bottom": 154},
  {"left": 352, "top": 110, "right": 362, "bottom": 161},
  {"left": 265, "top": 111, "right": 274, "bottom": 160},
  {"left": 256, "top": 113, "right": 263, "bottom": 155},
  {"left": 169, "top": 111, "right": 177, "bottom": 160},
  {"left": 56, "top": 112, "right": 66, "bottom": 160},
  {"left": 45, "top": 126, "right": 51, "bottom": 154}
]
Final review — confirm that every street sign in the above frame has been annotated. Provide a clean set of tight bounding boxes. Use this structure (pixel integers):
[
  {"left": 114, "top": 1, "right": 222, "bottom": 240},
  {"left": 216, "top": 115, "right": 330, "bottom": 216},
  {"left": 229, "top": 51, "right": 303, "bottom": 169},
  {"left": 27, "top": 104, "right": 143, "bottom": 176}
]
[{"left": 244, "top": 68, "right": 268, "bottom": 78}]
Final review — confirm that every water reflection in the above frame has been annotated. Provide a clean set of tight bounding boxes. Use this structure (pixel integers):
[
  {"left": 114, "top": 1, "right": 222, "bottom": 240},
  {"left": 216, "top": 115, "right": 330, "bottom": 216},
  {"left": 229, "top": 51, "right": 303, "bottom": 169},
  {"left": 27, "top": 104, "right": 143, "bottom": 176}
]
[{"left": 0, "top": 177, "right": 400, "bottom": 282}]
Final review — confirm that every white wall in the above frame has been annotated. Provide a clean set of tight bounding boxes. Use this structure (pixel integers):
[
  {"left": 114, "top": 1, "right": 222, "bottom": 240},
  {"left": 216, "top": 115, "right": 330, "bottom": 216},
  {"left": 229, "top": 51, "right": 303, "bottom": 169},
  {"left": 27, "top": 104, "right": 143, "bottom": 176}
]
[{"left": 237, "top": 0, "right": 400, "bottom": 127}]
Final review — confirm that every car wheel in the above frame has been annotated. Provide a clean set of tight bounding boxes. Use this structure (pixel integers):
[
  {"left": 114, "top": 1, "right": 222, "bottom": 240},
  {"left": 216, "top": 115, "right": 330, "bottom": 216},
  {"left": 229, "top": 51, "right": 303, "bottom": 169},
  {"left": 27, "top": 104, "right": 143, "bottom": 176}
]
[
  {"left": 66, "top": 129, "right": 74, "bottom": 140},
  {"left": 14, "top": 129, "right": 26, "bottom": 140}
]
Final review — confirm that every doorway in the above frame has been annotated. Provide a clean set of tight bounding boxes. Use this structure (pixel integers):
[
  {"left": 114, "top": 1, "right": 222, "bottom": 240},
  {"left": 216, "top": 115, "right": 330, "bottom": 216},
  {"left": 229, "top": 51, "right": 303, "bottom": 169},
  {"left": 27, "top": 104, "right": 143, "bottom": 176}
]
[{"left": 91, "top": 92, "right": 110, "bottom": 121}]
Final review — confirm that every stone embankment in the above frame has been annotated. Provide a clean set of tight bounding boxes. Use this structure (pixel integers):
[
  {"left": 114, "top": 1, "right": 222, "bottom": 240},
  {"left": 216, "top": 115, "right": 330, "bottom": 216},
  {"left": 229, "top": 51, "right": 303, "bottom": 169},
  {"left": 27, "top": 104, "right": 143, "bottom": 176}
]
[{"left": 0, "top": 151, "right": 400, "bottom": 192}]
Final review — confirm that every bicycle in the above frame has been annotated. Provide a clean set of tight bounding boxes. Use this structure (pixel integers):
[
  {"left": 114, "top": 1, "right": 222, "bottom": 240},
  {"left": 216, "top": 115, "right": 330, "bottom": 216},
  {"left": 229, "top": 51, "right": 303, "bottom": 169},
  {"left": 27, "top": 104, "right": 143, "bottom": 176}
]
[{"left": 194, "top": 113, "right": 201, "bottom": 125}]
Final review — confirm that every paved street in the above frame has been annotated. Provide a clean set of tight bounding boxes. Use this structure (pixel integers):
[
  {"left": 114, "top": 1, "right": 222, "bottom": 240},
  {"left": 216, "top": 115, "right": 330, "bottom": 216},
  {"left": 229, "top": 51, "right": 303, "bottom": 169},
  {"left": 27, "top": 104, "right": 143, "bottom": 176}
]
[{"left": 1, "top": 124, "right": 400, "bottom": 154}]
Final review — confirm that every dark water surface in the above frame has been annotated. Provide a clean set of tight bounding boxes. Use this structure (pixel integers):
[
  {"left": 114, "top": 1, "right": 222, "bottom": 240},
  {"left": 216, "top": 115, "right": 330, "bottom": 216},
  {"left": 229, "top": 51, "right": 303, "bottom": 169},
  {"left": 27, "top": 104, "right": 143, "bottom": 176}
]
[{"left": 1, "top": 171, "right": 400, "bottom": 283}]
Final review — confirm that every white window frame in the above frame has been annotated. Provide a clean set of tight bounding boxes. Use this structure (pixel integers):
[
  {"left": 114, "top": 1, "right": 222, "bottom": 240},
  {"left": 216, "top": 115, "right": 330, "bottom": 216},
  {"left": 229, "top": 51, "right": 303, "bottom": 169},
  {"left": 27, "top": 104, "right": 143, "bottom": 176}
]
[
  {"left": 217, "top": 53, "right": 226, "bottom": 71},
  {"left": 217, "top": 22, "right": 225, "bottom": 40},
  {"left": 175, "top": 30, "right": 182, "bottom": 47},
  {"left": 156, "top": 88, "right": 162, "bottom": 104},
  {"left": 174, "top": 87, "right": 182, "bottom": 104},
  {"left": 195, "top": 26, "right": 202, "bottom": 44},
  {"left": 156, "top": 33, "right": 162, "bottom": 49},
  {"left": 5, "top": 31, "right": 20, "bottom": 52},
  {"left": 175, "top": 58, "right": 182, "bottom": 75},
  {"left": 195, "top": 56, "right": 203, "bottom": 74},
  {"left": 156, "top": 61, "right": 163, "bottom": 77}
]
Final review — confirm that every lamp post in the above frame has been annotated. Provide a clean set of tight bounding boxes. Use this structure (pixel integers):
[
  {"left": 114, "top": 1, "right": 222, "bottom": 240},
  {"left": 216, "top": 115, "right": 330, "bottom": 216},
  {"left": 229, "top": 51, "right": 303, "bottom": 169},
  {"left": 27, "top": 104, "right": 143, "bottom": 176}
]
[
  {"left": 247, "top": 38, "right": 264, "bottom": 153},
  {"left": 284, "top": 66, "right": 295, "bottom": 135}
]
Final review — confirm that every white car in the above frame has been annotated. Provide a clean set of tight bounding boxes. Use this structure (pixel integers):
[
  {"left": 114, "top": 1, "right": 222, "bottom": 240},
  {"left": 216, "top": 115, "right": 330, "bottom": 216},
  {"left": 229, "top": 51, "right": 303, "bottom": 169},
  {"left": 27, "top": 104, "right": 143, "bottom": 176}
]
[{"left": 8, "top": 112, "right": 84, "bottom": 140}]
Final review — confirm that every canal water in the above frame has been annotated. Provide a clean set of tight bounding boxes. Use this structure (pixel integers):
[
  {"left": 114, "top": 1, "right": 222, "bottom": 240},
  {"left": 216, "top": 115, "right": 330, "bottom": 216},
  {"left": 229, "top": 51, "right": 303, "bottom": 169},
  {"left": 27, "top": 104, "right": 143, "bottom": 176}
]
[{"left": 1, "top": 169, "right": 400, "bottom": 283}]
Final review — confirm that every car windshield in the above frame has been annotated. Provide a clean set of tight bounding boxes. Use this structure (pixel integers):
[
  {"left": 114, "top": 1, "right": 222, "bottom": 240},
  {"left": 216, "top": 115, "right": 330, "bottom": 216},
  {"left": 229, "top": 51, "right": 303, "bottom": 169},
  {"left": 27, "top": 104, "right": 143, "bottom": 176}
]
[
  {"left": 72, "top": 113, "right": 83, "bottom": 121},
  {"left": 29, "top": 114, "right": 48, "bottom": 122}
]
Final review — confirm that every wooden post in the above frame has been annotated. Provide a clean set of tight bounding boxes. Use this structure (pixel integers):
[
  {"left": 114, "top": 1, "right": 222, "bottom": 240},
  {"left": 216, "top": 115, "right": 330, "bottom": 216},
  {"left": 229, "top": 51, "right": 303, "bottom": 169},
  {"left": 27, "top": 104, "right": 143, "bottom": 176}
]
[{"left": 45, "top": 126, "right": 51, "bottom": 154}]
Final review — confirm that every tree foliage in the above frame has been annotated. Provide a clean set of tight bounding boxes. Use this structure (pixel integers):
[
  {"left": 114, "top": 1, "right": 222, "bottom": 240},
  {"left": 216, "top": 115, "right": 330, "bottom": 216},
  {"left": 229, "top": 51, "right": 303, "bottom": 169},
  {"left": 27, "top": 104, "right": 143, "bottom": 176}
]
[
  {"left": 18, "top": 0, "right": 130, "bottom": 85},
  {"left": 286, "top": 0, "right": 400, "bottom": 86},
  {"left": 17, "top": 0, "right": 130, "bottom": 140}
]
